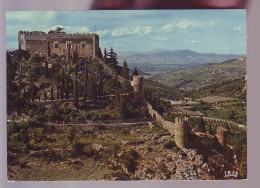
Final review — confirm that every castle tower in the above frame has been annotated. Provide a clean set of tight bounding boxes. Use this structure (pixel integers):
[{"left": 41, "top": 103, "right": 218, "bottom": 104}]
[
  {"left": 174, "top": 117, "right": 189, "bottom": 149},
  {"left": 131, "top": 76, "right": 143, "bottom": 102},
  {"left": 216, "top": 126, "right": 228, "bottom": 147}
]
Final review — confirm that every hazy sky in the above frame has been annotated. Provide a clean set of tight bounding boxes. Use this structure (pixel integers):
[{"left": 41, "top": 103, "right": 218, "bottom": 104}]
[{"left": 6, "top": 10, "right": 246, "bottom": 54}]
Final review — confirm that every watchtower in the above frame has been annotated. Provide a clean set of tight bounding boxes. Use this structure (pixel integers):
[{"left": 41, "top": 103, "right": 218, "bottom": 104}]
[
  {"left": 216, "top": 126, "right": 228, "bottom": 147},
  {"left": 131, "top": 76, "right": 143, "bottom": 102},
  {"left": 174, "top": 117, "right": 189, "bottom": 149}
]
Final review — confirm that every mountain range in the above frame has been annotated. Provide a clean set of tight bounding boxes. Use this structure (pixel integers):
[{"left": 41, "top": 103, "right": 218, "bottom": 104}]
[
  {"left": 149, "top": 58, "right": 246, "bottom": 91},
  {"left": 117, "top": 49, "right": 245, "bottom": 70}
]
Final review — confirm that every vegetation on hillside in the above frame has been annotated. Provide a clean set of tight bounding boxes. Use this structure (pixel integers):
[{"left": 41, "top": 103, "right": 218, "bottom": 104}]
[
  {"left": 150, "top": 58, "right": 246, "bottom": 90},
  {"left": 186, "top": 77, "right": 246, "bottom": 101},
  {"left": 143, "top": 79, "right": 183, "bottom": 100}
]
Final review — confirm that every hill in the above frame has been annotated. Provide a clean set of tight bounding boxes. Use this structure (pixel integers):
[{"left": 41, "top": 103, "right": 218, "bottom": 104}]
[
  {"left": 118, "top": 49, "right": 244, "bottom": 71},
  {"left": 186, "top": 77, "right": 246, "bottom": 100},
  {"left": 143, "top": 79, "right": 183, "bottom": 100},
  {"left": 149, "top": 58, "right": 246, "bottom": 91}
]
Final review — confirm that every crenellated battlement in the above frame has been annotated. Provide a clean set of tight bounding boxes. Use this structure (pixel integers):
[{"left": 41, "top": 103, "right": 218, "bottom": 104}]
[
  {"left": 175, "top": 117, "right": 189, "bottom": 124},
  {"left": 18, "top": 31, "right": 97, "bottom": 39},
  {"left": 18, "top": 30, "right": 100, "bottom": 58}
]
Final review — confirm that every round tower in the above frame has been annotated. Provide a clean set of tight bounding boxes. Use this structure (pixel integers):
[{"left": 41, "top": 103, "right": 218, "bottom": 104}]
[
  {"left": 216, "top": 126, "right": 227, "bottom": 147},
  {"left": 132, "top": 76, "right": 143, "bottom": 101},
  {"left": 174, "top": 117, "right": 189, "bottom": 149}
]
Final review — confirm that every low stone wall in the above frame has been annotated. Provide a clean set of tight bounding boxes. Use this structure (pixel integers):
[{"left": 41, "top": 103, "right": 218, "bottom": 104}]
[
  {"left": 145, "top": 99, "right": 189, "bottom": 149},
  {"left": 146, "top": 100, "right": 175, "bottom": 136}
]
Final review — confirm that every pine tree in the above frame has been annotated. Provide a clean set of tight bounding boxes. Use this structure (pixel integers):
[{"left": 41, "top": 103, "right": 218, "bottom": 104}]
[
  {"left": 122, "top": 60, "right": 130, "bottom": 80},
  {"left": 108, "top": 47, "right": 118, "bottom": 65}
]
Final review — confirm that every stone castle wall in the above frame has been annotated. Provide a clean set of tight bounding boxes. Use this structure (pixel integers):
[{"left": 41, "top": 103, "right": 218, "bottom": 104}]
[
  {"left": 18, "top": 31, "right": 99, "bottom": 58},
  {"left": 145, "top": 99, "right": 228, "bottom": 150},
  {"left": 145, "top": 99, "right": 188, "bottom": 149}
]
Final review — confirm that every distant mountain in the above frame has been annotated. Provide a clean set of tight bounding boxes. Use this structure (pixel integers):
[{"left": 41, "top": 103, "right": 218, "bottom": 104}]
[
  {"left": 150, "top": 58, "right": 246, "bottom": 91},
  {"left": 117, "top": 49, "right": 245, "bottom": 70}
]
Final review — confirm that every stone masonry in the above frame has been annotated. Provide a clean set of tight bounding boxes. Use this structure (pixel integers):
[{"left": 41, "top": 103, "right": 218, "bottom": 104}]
[{"left": 18, "top": 31, "right": 99, "bottom": 58}]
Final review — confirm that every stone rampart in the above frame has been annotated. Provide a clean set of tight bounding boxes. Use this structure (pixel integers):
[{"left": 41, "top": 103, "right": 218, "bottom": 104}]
[{"left": 145, "top": 99, "right": 188, "bottom": 149}]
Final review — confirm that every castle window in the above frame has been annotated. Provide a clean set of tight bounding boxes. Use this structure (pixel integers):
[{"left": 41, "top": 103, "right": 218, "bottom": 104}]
[
  {"left": 54, "top": 42, "right": 59, "bottom": 48},
  {"left": 82, "top": 44, "right": 85, "bottom": 49}
]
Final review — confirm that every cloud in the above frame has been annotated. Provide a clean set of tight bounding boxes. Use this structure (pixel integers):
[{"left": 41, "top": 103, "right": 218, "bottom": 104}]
[
  {"left": 96, "top": 29, "right": 110, "bottom": 37},
  {"left": 177, "top": 21, "right": 199, "bottom": 29},
  {"left": 78, "top": 26, "right": 90, "bottom": 33},
  {"left": 112, "top": 26, "right": 152, "bottom": 37},
  {"left": 191, "top": 40, "right": 200, "bottom": 44},
  {"left": 185, "top": 40, "right": 200, "bottom": 44},
  {"left": 224, "top": 47, "right": 230, "bottom": 50},
  {"left": 232, "top": 26, "right": 242, "bottom": 31},
  {"left": 156, "top": 37, "right": 168, "bottom": 41},
  {"left": 114, "top": 43, "right": 125, "bottom": 46},
  {"left": 209, "top": 22, "right": 216, "bottom": 26},
  {"left": 161, "top": 24, "right": 174, "bottom": 32}
]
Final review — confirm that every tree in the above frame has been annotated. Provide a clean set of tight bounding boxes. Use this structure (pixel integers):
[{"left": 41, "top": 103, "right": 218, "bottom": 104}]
[
  {"left": 68, "top": 43, "right": 71, "bottom": 60},
  {"left": 122, "top": 60, "right": 130, "bottom": 80},
  {"left": 103, "top": 48, "right": 108, "bottom": 63},
  {"left": 51, "top": 86, "right": 54, "bottom": 101},
  {"left": 47, "top": 41, "right": 51, "bottom": 57},
  {"left": 132, "top": 67, "right": 139, "bottom": 80},
  {"left": 73, "top": 51, "right": 79, "bottom": 108},
  {"left": 83, "top": 62, "right": 88, "bottom": 104},
  {"left": 44, "top": 59, "right": 49, "bottom": 78},
  {"left": 61, "top": 67, "right": 65, "bottom": 99}
]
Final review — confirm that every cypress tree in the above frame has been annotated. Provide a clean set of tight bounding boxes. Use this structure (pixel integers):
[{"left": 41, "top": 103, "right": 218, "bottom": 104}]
[
  {"left": 103, "top": 48, "right": 108, "bottom": 63},
  {"left": 48, "top": 41, "right": 51, "bottom": 57},
  {"left": 122, "top": 60, "right": 130, "bottom": 80},
  {"left": 83, "top": 62, "right": 88, "bottom": 104},
  {"left": 68, "top": 43, "right": 71, "bottom": 60},
  {"left": 44, "top": 59, "right": 49, "bottom": 78},
  {"left": 73, "top": 51, "right": 79, "bottom": 108},
  {"left": 61, "top": 67, "right": 65, "bottom": 99},
  {"left": 132, "top": 67, "right": 139, "bottom": 80},
  {"left": 51, "top": 86, "right": 54, "bottom": 101}
]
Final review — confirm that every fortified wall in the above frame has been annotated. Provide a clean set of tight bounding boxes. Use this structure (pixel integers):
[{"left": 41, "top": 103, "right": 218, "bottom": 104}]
[
  {"left": 18, "top": 31, "right": 99, "bottom": 58},
  {"left": 145, "top": 99, "right": 189, "bottom": 149},
  {"left": 145, "top": 99, "right": 228, "bottom": 150}
]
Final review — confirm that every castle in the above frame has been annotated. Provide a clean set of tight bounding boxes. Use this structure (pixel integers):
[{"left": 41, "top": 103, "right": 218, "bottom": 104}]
[
  {"left": 17, "top": 30, "right": 229, "bottom": 151},
  {"left": 18, "top": 31, "right": 100, "bottom": 58}
]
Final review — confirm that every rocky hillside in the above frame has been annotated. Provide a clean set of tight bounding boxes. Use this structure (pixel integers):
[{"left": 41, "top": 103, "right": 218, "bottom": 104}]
[
  {"left": 150, "top": 58, "right": 246, "bottom": 91},
  {"left": 8, "top": 122, "right": 238, "bottom": 180}
]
